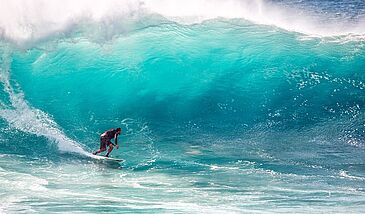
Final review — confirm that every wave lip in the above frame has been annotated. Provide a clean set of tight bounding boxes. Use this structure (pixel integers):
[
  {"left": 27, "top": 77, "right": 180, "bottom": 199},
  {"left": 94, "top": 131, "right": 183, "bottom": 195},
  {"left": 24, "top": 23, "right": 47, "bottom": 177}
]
[{"left": 1, "top": 0, "right": 365, "bottom": 45}]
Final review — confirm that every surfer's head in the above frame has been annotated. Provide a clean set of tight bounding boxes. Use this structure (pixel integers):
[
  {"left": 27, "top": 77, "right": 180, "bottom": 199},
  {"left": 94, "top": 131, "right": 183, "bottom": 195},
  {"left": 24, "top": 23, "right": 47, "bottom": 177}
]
[{"left": 116, "top": 127, "right": 122, "bottom": 134}]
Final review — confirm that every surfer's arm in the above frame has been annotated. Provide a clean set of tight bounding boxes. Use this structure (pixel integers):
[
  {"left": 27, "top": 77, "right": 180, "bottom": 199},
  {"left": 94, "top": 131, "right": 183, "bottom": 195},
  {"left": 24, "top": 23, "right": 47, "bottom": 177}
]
[
  {"left": 114, "top": 134, "right": 118, "bottom": 145},
  {"left": 114, "top": 134, "right": 119, "bottom": 149}
]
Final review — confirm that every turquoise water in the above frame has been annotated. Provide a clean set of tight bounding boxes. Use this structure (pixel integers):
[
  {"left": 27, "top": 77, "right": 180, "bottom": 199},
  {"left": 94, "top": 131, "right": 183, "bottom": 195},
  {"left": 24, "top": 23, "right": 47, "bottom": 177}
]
[{"left": 1, "top": 0, "right": 365, "bottom": 213}]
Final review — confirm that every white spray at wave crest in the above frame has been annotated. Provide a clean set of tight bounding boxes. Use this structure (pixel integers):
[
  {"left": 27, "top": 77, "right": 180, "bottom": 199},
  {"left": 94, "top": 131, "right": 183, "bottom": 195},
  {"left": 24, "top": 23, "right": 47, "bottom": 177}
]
[
  {"left": 0, "top": 0, "right": 365, "bottom": 44},
  {"left": 0, "top": 51, "right": 88, "bottom": 155}
]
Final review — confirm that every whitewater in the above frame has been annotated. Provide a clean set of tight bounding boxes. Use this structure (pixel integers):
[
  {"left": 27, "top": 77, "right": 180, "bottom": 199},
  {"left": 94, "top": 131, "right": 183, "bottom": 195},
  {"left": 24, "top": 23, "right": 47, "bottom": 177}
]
[{"left": 0, "top": 0, "right": 365, "bottom": 213}]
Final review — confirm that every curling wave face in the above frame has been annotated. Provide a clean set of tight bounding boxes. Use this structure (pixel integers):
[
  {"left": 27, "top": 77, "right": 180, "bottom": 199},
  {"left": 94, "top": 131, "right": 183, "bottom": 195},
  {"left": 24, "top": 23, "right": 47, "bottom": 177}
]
[{"left": 0, "top": 15, "right": 364, "bottom": 156}]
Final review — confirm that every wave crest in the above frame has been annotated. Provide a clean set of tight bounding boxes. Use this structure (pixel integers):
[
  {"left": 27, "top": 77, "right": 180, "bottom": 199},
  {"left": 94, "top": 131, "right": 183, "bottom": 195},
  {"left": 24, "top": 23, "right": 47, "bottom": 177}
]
[{"left": 1, "top": 0, "right": 365, "bottom": 45}]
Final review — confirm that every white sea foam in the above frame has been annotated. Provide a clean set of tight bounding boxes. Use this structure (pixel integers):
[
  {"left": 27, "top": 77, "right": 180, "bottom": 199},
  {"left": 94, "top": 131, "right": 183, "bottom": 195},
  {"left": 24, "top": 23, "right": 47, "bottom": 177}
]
[
  {"left": 339, "top": 170, "right": 365, "bottom": 181},
  {"left": 0, "top": 0, "right": 364, "bottom": 45}
]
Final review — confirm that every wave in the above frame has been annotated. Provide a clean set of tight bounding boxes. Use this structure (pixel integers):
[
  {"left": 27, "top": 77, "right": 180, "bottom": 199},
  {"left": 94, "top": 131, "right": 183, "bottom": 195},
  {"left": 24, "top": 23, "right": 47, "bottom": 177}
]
[
  {"left": 1, "top": 0, "right": 365, "bottom": 45},
  {"left": 0, "top": 9, "right": 364, "bottom": 157}
]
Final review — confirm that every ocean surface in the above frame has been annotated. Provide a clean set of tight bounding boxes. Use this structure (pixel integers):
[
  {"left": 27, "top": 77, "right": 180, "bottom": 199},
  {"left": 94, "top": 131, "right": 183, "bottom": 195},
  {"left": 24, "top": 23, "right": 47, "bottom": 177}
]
[{"left": 1, "top": 0, "right": 365, "bottom": 213}]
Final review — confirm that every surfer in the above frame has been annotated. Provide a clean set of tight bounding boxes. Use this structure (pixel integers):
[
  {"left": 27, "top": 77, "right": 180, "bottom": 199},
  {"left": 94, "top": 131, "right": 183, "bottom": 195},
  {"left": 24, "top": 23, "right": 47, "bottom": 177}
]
[{"left": 92, "top": 128, "right": 122, "bottom": 157}]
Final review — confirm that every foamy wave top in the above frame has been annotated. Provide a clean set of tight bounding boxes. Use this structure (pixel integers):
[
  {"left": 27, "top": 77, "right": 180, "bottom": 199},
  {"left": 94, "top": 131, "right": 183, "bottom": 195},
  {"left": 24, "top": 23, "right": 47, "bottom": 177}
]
[{"left": 0, "top": 0, "right": 364, "bottom": 44}]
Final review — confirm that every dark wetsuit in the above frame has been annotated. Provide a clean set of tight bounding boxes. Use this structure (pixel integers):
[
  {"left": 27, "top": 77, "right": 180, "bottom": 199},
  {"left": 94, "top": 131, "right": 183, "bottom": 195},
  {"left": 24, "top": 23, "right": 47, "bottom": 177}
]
[{"left": 99, "top": 129, "right": 119, "bottom": 150}]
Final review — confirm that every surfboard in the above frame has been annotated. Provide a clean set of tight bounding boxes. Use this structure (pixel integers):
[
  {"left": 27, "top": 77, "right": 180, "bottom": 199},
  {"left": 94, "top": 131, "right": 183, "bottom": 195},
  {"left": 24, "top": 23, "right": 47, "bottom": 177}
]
[{"left": 88, "top": 154, "right": 125, "bottom": 162}]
